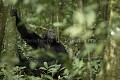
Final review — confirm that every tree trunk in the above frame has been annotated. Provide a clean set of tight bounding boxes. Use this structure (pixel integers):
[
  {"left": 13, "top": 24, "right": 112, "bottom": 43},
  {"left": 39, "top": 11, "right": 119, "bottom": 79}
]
[
  {"left": 97, "top": 0, "right": 120, "bottom": 80},
  {"left": 1, "top": 6, "right": 17, "bottom": 79},
  {"left": 0, "top": 0, "right": 7, "bottom": 53},
  {"left": 4, "top": 7, "right": 17, "bottom": 60}
]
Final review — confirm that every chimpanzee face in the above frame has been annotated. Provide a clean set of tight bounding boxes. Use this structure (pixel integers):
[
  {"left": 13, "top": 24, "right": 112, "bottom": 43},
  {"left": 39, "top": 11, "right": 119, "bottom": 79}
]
[
  {"left": 43, "top": 30, "right": 58, "bottom": 43},
  {"left": 46, "top": 31, "right": 56, "bottom": 40}
]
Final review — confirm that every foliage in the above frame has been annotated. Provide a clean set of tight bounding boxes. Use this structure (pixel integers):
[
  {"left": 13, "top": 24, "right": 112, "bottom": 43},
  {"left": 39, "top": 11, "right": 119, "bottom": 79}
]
[{"left": 0, "top": 0, "right": 119, "bottom": 80}]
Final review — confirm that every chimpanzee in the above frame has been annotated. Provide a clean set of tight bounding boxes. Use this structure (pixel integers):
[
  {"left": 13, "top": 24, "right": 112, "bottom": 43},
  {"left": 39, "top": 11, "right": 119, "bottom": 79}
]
[
  {"left": 10, "top": 9, "right": 67, "bottom": 53},
  {"left": 10, "top": 9, "right": 67, "bottom": 78}
]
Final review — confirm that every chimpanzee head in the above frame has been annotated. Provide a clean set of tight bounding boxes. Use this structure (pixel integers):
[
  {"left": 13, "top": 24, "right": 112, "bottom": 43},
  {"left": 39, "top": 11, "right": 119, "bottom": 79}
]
[
  {"left": 43, "top": 30, "right": 58, "bottom": 44},
  {"left": 10, "top": 9, "right": 18, "bottom": 17}
]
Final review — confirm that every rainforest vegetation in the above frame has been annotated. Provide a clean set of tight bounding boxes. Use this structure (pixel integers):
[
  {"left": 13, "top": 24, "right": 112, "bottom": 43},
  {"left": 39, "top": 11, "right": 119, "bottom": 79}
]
[{"left": 0, "top": 0, "right": 120, "bottom": 80}]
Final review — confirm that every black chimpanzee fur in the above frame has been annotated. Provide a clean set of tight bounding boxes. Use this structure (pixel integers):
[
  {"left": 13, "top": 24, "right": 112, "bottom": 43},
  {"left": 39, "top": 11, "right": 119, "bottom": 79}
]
[
  {"left": 10, "top": 9, "right": 67, "bottom": 78},
  {"left": 10, "top": 9, "right": 67, "bottom": 53}
]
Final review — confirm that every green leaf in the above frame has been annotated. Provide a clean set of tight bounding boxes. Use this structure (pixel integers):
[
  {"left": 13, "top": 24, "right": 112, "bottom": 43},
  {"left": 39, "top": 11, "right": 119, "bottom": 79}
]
[
  {"left": 64, "top": 26, "right": 83, "bottom": 38},
  {"left": 41, "top": 74, "right": 54, "bottom": 80},
  {"left": 94, "top": 64, "right": 98, "bottom": 70},
  {"left": 24, "top": 0, "right": 31, "bottom": 4},
  {"left": 73, "top": 11, "right": 85, "bottom": 24},
  {"left": 44, "top": 62, "right": 48, "bottom": 69},
  {"left": 39, "top": 67, "right": 47, "bottom": 71},
  {"left": 36, "top": 5, "right": 44, "bottom": 13},
  {"left": 86, "top": 11, "right": 96, "bottom": 26},
  {"left": 95, "top": 43, "right": 104, "bottom": 55},
  {"left": 30, "top": 61, "right": 37, "bottom": 69}
]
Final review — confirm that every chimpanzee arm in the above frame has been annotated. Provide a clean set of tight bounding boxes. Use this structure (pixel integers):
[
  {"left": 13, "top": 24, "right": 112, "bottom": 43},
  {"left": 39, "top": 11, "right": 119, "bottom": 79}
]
[
  {"left": 11, "top": 9, "right": 43, "bottom": 49},
  {"left": 53, "top": 43, "right": 67, "bottom": 53},
  {"left": 17, "top": 16, "right": 43, "bottom": 49}
]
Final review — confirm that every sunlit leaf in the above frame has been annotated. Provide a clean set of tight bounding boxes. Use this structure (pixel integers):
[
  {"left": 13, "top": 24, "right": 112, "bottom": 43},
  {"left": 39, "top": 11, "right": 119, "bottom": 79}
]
[
  {"left": 74, "top": 58, "right": 84, "bottom": 69},
  {"left": 36, "top": 5, "right": 44, "bottom": 13},
  {"left": 53, "top": 22, "right": 64, "bottom": 27},
  {"left": 44, "top": 62, "right": 48, "bottom": 69},
  {"left": 24, "top": 0, "right": 31, "bottom": 4},
  {"left": 39, "top": 67, "right": 47, "bottom": 71},
  {"left": 83, "top": 43, "right": 96, "bottom": 55},
  {"left": 86, "top": 11, "right": 96, "bottom": 26},
  {"left": 73, "top": 11, "right": 85, "bottom": 25},
  {"left": 64, "top": 26, "right": 83, "bottom": 38},
  {"left": 3, "top": 0, "right": 17, "bottom": 5},
  {"left": 82, "top": 30, "right": 92, "bottom": 40}
]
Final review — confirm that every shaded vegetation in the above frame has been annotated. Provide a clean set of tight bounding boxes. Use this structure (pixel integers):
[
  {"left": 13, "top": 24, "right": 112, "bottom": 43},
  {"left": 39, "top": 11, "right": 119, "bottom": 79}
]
[{"left": 0, "top": 0, "right": 120, "bottom": 80}]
